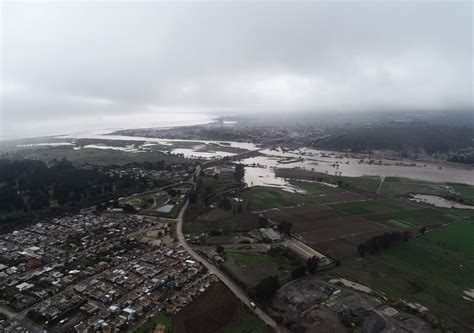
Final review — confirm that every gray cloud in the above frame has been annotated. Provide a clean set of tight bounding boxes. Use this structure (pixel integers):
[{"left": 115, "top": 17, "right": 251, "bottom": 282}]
[{"left": 1, "top": 1, "right": 472, "bottom": 138}]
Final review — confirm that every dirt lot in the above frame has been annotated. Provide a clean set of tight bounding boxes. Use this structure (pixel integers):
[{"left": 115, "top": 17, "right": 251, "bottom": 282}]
[
  {"left": 272, "top": 277, "right": 435, "bottom": 333},
  {"left": 171, "top": 282, "right": 272, "bottom": 333}
]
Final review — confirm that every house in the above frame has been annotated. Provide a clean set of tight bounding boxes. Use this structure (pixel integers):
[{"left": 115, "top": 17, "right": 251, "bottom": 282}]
[
  {"left": 123, "top": 307, "right": 136, "bottom": 320},
  {"left": 16, "top": 282, "right": 34, "bottom": 291}
]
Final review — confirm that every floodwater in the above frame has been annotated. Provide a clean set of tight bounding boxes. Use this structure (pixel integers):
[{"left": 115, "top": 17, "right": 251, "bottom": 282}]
[
  {"left": 410, "top": 194, "right": 474, "bottom": 210},
  {"left": 55, "top": 130, "right": 259, "bottom": 159},
  {"left": 171, "top": 147, "right": 236, "bottom": 159},
  {"left": 17, "top": 127, "right": 473, "bottom": 189},
  {"left": 245, "top": 148, "right": 474, "bottom": 185},
  {"left": 241, "top": 156, "right": 301, "bottom": 191}
]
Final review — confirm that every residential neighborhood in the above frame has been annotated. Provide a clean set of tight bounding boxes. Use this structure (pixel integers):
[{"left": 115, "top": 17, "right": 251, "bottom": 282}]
[{"left": 0, "top": 211, "right": 217, "bottom": 332}]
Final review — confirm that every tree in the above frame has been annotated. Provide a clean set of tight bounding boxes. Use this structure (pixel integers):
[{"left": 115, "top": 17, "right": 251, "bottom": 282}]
[
  {"left": 306, "top": 256, "right": 319, "bottom": 274},
  {"left": 360, "top": 231, "right": 411, "bottom": 255},
  {"left": 189, "top": 190, "right": 198, "bottom": 204},
  {"left": 237, "top": 202, "right": 243, "bottom": 214},
  {"left": 221, "top": 197, "right": 233, "bottom": 210},
  {"left": 122, "top": 203, "right": 137, "bottom": 214},
  {"left": 258, "top": 217, "right": 269, "bottom": 228},
  {"left": 234, "top": 164, "right": 245, "bottom": 182},
  {"left": 256, "top": 275, "right": 280, "bottom": 302},
  {"left": 216, "top": 245, "right": 225, "bottom": 254},
  {"left": 291, "top": 266, "right": 306, "bottom": 279},
  {"left": 357, "top": 243, "right": 366, "bottom": 258},
  {"left": 278, "top": 220, "right": 293, "bottom": 235},
  {"left": 419, "top": 226, "right": 426, "bottom": 235}
]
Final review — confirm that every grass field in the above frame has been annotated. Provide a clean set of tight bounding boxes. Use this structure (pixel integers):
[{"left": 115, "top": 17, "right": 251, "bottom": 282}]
[
  {"left": 12, "top": 146, "right": 190, "bottom": 165},
  {"left": 135, "top": 313, "right": 172, "bottom": 333},
  {"left": 275, "top": 168, "right": 381, "bottom": 193},
  {"left": 126, "top": 193, "right": 168, "bottom": 210},
  {"left": 289, "top": 181, "right": 342, "bottom": 196},
  {"left": 201, "top": 175, "right": 238, "bottom": 193},
  {"left": 364, "top": 208, "right": 459, "bottom": 228},
  {"left": 184, "top": 209, "right": 260, "bottom": 234},
  {"left": 329, "top": 198, "right": 418, "bottom": 215},
  {"left": 380, "top": 178, "right": 474, "bottom": 206},
  {"left": 380, "top": 177, "right": 448, "bottom": 197},
  {"left": 224, "top": 248, "right": 303, "bottom": 288},
  {"left": 331, "top": 175, "right": 381, "bottom": 193},
  {"left": 449, "top": 183, "right": 474, "bottom": 204},
  {"left": 326, "top": 219, "right": 474, "bottom": 331},
  {"left": 240, "top": 186, "right": 319, "bottom": 211}
]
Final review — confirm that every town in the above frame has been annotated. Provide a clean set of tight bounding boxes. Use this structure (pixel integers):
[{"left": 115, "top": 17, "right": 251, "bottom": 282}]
[{"left": 0, "top": 209, "right": 219, "bottom": 332}]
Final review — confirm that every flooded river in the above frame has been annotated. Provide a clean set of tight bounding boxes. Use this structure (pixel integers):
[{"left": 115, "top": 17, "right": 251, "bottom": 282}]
[
  {"left": 241, "top": 148, "right": 473, "bottom": 186},
  {"left": 410, "top": 194, "right": 474, "bottom": 209},
  {"left": 21, "top": 130, "right": 473, "bottom": 188}
]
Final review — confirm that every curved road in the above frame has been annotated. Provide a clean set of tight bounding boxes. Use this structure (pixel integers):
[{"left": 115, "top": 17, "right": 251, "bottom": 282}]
[{"left": 175, "top": 201, "right": 287, "bottom": 333}]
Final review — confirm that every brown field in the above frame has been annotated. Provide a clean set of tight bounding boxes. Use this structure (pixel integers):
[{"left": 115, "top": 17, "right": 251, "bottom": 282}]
[{"left": 172, "top": 282, "right": 272, "bottom": 333}]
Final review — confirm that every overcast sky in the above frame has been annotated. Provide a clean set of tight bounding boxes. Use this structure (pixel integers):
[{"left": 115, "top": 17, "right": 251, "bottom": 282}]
[{"left": 1, "top": 1, "right": 472, "bottom": 139}]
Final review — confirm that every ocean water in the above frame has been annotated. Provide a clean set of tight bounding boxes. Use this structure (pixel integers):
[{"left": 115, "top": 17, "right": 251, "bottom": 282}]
[{"left": 0, "top": 112, "right": 217, "bottom": 140}]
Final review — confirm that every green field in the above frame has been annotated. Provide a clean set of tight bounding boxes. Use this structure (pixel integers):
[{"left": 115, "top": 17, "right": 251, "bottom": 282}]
[
  {"left": 227, "top": 251, "right": 276, "bottom": 266},
  {"left": 449, "top": 183, "right": 474, "bottom": 205},
  {"left": 135, "top": 313, "right": 172, "bottom": 333},
  {"left": 380, "top": 177, "right": 450, "bottom": 197},
  {"left": 424, "top": 218, "right": 474, "bottom": 256},
  {"left": 327, "top": 219, "right": 474, "bottom": 331},
  {"left": 275, "top": 168, "right": 381, "bottom": 193},
  {"left": 126, "top": 193, "right": 168, "bottom": 210},
  {"left": 381, "top": 208, "right": 458, "bottom": 226},
  {"left": 289, "top": 180, "right": 342, "bottom": 196},
  {"left": 225, "top": 248, "right": 303, "bottom": 287},
  {"left": 184, "top": 209, "right": 259, "bottom": 234},
  {"left": 331, "top": 175, "right": 381, "bottom": 193},
  {"left": 380, "top": 178, "right": 474, "bottom": 206},
  {"left": 11, "top": 146, "right": 190, "bottom": 165},
  {"left": 328, "top": 198, "right": 417, "bottom": 215},
  {"left": 240, "top": 186, "right": 318, "bottom": 211},
  {"left": 201, "top": 176, "right": 238, "bottom": 194}
]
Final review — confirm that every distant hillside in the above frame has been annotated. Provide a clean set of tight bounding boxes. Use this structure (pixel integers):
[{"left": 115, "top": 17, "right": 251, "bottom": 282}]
[{"left": 315, "top": 123, "right": 473, "bottom": 155}]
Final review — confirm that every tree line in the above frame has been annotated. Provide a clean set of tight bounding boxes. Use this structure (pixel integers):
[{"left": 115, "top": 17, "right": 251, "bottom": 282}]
[
  {"left": 0, "top": 158, "right": 172, "bottom": 233},
  {"left": 357, "top": 230, "right": 412, "bottom": 257}
]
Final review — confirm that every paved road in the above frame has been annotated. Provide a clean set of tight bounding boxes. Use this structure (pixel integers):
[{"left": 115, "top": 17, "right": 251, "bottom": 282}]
[{"left": 175, "top": 201, "right": 287, "bottom": 333}]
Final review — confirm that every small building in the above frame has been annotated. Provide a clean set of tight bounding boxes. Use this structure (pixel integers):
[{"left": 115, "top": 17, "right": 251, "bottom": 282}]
[
  {"left": 123, "top": 307, "right": 136, "bottom": 320},
  {"left": 260, "top": 228, "right": 281, "bottom": 241},
  {"left": 16, "top": 282, "right": 34, "bottom": 291},
  {"left": 156, "top": 204, "right": 174, "bottom": 214}
]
